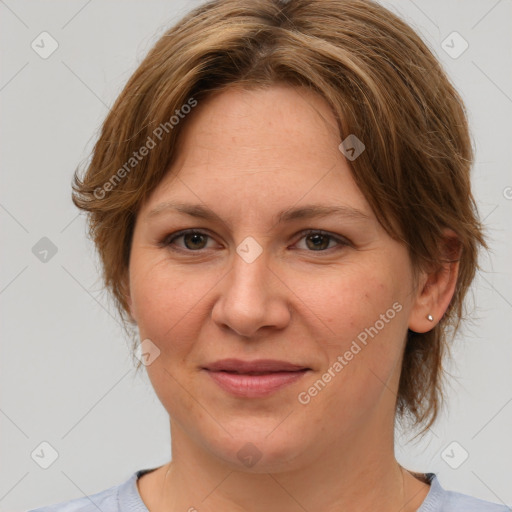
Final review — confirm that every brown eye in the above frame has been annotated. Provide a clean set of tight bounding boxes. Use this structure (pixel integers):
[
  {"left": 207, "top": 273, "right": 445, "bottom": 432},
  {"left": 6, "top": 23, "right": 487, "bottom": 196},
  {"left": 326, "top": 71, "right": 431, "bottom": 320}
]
[
  {"left": 182, "top": 232, "right": 208, "bottom": 250},
  {"left": 295, "top": 230, "right": 349, "bottom": 252},
  {"left": 164, "top": 230, "right": 214, "bottom": 251},
  {"left": 305, "top": 233, "right": 331, "bottom": 251}
]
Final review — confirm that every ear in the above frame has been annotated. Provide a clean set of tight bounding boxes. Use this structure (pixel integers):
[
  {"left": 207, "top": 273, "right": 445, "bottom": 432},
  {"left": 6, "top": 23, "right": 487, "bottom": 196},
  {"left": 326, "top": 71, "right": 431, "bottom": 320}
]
[{"left": 408, "top": 230, "right": 461, "bottom": 333}]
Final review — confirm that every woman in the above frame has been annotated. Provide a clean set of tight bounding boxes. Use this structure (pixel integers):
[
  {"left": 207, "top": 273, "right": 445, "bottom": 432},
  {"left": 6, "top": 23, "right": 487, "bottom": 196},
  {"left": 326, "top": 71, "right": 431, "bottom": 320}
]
[{"left": 30, "top": 0, "right": 509, "bottom": 510}]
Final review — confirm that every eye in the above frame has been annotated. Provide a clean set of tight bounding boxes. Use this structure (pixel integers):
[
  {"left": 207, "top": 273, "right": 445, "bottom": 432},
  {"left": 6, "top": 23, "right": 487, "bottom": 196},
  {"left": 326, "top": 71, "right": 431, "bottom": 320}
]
[
  {"left": 163, "top": 230, "right": 217, "bottom": 251},
  {"left": 293, "top": 230, "right": 350, "bottom": 252},
  {"left": 161, "top": 228, "right": 350, "bottom": 253}
]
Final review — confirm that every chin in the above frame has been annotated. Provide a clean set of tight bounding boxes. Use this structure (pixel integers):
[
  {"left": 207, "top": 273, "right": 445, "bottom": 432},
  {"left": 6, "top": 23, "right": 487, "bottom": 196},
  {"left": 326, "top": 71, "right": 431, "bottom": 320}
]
[{"left": 201, "top": 424, "right": 313, "bottom": 473}]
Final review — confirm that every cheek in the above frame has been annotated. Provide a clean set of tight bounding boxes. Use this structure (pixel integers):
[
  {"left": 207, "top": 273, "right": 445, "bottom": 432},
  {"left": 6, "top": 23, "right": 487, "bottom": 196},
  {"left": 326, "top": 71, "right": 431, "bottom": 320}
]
[
  {"left": 304, "top": 293, "right": 406, "bottom": 430},
  {"left": 129, "top": 257, "right": 210, "bottom": 415},
  {"left": 129, "top": 254, "right": 211, "bottom": 349},
  {"left": 299, "top": 267, "right": 407, "bottom": 392},
  {"left": 290, "top": 265, "right": 401, "bottom": 340}
]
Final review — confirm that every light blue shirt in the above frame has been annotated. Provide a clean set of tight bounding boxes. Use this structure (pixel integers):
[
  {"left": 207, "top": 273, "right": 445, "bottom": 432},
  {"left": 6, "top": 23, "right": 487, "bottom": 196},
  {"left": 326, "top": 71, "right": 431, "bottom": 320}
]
[{"left": 29, "top": 469, "right": 511, "bottom": 511}]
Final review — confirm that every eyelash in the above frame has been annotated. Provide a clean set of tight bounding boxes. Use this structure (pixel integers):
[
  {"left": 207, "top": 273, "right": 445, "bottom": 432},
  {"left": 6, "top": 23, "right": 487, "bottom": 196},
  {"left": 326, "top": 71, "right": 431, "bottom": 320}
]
[{"left": 161, "top": 229, "right": 351, "bottom": 254}]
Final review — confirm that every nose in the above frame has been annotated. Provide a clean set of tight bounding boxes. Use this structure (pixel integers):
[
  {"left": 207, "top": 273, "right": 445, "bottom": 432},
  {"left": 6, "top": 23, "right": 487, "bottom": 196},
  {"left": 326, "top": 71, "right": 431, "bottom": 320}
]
[{"left": 211, "top": 251, "right": 291, "bottom": 338}]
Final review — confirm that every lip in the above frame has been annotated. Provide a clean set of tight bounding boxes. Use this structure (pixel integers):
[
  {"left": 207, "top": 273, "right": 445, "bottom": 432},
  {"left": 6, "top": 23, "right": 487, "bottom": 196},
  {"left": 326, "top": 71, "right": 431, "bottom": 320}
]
[
  {"left": 202, "top": 358, "right": 310, "bottom": 398},
  {"left": 204, "top": 358, "right": 309, "bottom": 373}
]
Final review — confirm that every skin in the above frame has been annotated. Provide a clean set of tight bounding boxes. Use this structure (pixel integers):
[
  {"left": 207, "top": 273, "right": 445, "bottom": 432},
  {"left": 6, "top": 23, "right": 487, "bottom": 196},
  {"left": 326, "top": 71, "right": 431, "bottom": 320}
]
[{"left": 126, "top": 84, "right": 459, "bottom": 511}]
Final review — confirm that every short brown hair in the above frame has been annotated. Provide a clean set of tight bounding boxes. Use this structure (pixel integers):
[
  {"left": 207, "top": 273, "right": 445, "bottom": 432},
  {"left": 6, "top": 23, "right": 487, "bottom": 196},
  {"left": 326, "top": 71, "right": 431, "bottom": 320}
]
[{"left": 72, "top": 0, "right": 486, "bottom": 436}]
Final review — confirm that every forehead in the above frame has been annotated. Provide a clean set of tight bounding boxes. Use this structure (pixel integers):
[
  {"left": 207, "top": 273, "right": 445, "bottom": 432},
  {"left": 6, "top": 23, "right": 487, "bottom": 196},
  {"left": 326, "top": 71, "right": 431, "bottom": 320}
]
[
  {"left": 140, "top": 84, "right": 372, "bottom": 221},
  {"left": 175, "top": 84, "right": 339, "bottom": 167}
]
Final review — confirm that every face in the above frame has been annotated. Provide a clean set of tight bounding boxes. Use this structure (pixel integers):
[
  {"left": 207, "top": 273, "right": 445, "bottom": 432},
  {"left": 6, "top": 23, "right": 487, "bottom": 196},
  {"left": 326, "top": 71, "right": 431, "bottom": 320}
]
[{"left": 127, "top": 84, "right": 422, "bottom": 471}]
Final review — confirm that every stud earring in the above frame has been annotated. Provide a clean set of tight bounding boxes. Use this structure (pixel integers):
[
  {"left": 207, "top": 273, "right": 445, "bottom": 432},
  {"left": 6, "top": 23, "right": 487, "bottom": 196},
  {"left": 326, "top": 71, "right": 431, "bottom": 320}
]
[{"left": 427, "top": 314, "right": 434, "bottom": 322}]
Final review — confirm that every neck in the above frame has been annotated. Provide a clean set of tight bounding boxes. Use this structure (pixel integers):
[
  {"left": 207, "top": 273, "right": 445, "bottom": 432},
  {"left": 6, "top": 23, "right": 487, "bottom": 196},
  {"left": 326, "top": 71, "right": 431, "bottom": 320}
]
[{"left": 144, "top": 417, "right": 429, "bottom": 512}]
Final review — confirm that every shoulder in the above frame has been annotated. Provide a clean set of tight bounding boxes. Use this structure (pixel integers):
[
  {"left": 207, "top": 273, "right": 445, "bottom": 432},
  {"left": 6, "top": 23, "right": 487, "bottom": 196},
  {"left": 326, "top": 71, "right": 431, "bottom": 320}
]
[
  {"left": 420, "top": 473, "right": 510, "bottom": 512},
  {"left": 27, "top": 471, "right": 145, "bottom": 512},
  {"left": 27, "top": 486, "right": 118, "bottom": 512},
  {"left": 441, "top": 489, "right": 510, "bottom": 512}
]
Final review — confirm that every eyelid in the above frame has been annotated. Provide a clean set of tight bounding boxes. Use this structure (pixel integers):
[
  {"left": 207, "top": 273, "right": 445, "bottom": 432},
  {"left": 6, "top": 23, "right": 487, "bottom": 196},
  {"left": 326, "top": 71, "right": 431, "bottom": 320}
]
[
  {"left": 161, "top": 228, "right": 220, "bottom": 250},
  {"left": 291, "top": 228, "right": 352, "bottom": 250},
  {"left": 161, "top": 228, "right": 351, "bottom": 253}
]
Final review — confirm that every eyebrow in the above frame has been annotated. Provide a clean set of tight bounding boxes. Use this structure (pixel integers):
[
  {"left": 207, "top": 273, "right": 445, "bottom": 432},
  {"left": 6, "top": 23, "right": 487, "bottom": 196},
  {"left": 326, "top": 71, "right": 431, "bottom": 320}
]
[{"left": 146, "top": 201, "right": 370, "bottom": 224}]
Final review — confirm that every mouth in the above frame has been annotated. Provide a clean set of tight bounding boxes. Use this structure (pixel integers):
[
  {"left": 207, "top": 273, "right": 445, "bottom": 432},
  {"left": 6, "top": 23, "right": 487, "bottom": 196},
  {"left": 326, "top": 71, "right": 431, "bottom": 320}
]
[
  {"left": 202, "top": 359, "right": 311, "bottom": 398},
  {"left": 204, "top": 358, "right": 310, "bottom": 373}
]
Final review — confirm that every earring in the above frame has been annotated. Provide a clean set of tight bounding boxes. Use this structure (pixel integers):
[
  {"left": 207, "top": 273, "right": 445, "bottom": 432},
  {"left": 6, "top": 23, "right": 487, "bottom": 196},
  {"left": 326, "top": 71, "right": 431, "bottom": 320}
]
[{"left": 427, "top": 314, "right": 434, "bottom": 322}]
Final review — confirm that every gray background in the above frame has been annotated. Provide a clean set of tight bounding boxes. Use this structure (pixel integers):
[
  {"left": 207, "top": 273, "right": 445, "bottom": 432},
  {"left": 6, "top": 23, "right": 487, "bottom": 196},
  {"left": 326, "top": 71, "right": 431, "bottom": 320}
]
[{"left": 1, "top": 0, "right": 511, "bottom": 510}]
